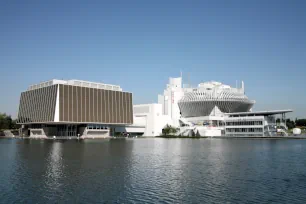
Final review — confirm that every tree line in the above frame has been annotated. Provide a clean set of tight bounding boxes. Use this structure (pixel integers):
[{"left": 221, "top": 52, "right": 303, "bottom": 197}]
[
  {"left": 0, "top": 113, "right": 20, "bottom": 130},
  {"left": 276, "top": 118, "right": 306, "bottom": 129}
]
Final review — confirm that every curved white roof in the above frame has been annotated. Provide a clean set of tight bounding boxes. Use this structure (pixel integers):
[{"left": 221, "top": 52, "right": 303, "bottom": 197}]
[{"left": 197, "top": 81, "right": 235, "bottom": 91}]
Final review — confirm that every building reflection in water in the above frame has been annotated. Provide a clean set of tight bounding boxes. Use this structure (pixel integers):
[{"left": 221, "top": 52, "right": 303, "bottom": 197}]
[
  {"left": 125, "top": 138, "right": 187, "bottom": 202},
  {"left": 44, "top": 141, "right": 64, "bottom": 192}
]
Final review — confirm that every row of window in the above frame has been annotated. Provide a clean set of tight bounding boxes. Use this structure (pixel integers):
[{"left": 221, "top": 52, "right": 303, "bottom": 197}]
[
  {"left": 226, "top": 134, "right": 264, "bottom": 137},
  {"left": 58, "top": 125, "right": 77, "bottom": 132},
  {"left": 87, "top": 124, "right": 109, "bottom": 130},
  {"left": 226, "top": 128, "right": 263, "bottom": 133},
  {"left": 57, "top": 125, "right": 77, "bottom": 136},
  {"left": 30, "top": 124, "right": 43, "bottom": 129},
  {"left": 226, "top": 121, "right": 263, "bottom": 126}
]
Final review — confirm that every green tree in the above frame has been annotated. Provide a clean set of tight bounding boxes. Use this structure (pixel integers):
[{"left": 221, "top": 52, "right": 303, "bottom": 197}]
[
  {"left": 162, "top": 124, "right": 178, "bottom": 136},
  {"left": 286, "top": 119, "right": 295, "bottom": 129},
  {"left": 0, "top": 113, "right": 20, "bottom": 130},
  {"left": 11, "top": 119, "right": 20, "bottom": 129},
  {"left": 296, "top": 119, "right": 306, "bottom": 127},
  {"left": 0, "top": 113, "right": 9, "bottom": 130}
]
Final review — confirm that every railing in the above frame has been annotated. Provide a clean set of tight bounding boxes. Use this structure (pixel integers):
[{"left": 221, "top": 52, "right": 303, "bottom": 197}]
[{"left": 27, "top": 79, "right": 123, "bottom": 91}]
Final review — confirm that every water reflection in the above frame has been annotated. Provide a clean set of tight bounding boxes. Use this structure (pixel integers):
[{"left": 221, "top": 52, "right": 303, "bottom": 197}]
[
  {"left": 44, "top": 142, "right": 64, "bottom": 192},
  {"left": 0, "top": 138, "right": 18, "bottom": 199},
  {"left": 1, "top": 138, "right": 306, "bottom": 203}
]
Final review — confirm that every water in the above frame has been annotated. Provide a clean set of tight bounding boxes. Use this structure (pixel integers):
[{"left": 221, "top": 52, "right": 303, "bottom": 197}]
[{"left": 1, "top": 138, "right": 306, "bottom": 203}]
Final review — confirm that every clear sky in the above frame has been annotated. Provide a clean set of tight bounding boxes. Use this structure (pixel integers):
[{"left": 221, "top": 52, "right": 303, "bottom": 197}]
[{"left": 0, "top": 0, "right": 305, "bottom": 119}]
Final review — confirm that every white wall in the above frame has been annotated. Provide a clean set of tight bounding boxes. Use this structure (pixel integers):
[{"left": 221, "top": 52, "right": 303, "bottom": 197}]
[
  {"left": 129, "top": 77, "right": 186, "bottom": 136},
  {"left": 54, "top": 85, "right": 60, "bottom": 122},
  {"left": 132, "top": 104, "right": 173, "bottom": 136},
  {"left": 158, "top": 77, "right": 184, "bottom": 127}
]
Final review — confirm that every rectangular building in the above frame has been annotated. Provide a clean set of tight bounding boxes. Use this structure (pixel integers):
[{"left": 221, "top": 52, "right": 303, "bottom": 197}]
[
  {"left": 224, "top": 110, "right": 292, "bottom": 137},
  {"left": 17, "top": 79, "right": 133, "bottom": 138},
  {"left": 225, "top": 116, "right": 265, "bottom": 137}
]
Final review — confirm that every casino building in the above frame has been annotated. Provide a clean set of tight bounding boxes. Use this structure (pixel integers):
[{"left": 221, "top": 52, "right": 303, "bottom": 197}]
[
  {"left": 178, "top": 81, "right": 255, "bottom": 118},
  {"left": 17, "top": 79, "right": 133, "bottom": 138},
  {"left": 129, "top": 76, "right": 292, "bottom": 137},
  {"left": 16, "top": 75, "right": 293, "bottom": 138}
]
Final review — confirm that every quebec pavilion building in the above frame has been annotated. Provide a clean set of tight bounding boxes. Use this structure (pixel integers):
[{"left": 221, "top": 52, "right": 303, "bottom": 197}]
[{"left": 17, "top": 79, "right": 133, "bottom": 138}]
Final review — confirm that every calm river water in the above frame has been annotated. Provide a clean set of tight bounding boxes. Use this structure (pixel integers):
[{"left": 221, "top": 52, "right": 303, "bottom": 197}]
[{"left": 1, "top": 138, "right": 306, "bottom": 203}]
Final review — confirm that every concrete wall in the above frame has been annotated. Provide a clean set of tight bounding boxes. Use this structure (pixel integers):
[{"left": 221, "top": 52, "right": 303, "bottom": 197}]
[
  {"left": 29, "top": 128, "right": 47, "bottom": 138},
  {"left": 78, "top": 126, "right": 87, "bottom": 136},
  {"left": 85, "top": 129, "right": 110, "bottom": 138},
  {"left": 132, "top": 104, "right": 173, "bottom": 136},
  {"left": 158, "top": 77, "right": 184, "bottom": 127}
]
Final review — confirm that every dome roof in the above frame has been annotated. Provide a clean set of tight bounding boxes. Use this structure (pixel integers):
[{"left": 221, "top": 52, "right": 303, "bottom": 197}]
[
  {"left": 180, "top": 90, "right": 252, "bottom": 102},
  {"left": 178, "top": 88, "right": 255, "bottom": 117}
]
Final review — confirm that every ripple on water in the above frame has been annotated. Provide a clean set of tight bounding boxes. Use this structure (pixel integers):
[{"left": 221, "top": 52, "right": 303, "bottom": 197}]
[{"left": 1, "top": 138, "right": 306, "bottom": 203}]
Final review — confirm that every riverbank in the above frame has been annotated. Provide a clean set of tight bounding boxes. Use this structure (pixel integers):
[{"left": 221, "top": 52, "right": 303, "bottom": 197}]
[
  {"left": 157, "top": 135, "right": 306, "bottom": 139},
  {"left": 156, "top": 135, "right": 205, "bottom": 138},
  {"left": 0, "top": 136, "right": 111, "bottom": 140},
  {"left": 215, "top": 135, "right": 306, "bottom": 139},
  {"left": 2, "top": 135, "right": 306, "bottom": 140}
]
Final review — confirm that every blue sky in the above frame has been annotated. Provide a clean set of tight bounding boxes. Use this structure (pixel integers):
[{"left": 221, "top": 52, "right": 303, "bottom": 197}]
[{"left": 0, "top": 0, "right": 305, "bottom": 119}]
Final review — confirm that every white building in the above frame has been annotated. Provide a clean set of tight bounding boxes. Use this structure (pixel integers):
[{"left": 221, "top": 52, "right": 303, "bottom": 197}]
[
  {"left": 177, "top": 80, "right": 255, "bottom": 136},
  {"left": 158, "top": 77, "right": 184, "bottom": 127},
  {"left": 126, "top": 75, "right": 292, "bottom": 137},
  {"left": 119, "top": 76, "right": 184, "bottom": 136},
  {"left": 117, "top": 104, "right": 172, "bottom": 136},
  {"left": 224, "top": 110, "right": 292, "bottom": 137}
]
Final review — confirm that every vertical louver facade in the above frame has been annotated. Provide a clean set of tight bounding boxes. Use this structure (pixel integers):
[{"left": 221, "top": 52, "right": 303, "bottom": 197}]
[
  {"left": 17, "top": 84, "right": 133, "bottom": 124},
  {"left": 17, "top": 85, "right": 58, "bottom": 123}
]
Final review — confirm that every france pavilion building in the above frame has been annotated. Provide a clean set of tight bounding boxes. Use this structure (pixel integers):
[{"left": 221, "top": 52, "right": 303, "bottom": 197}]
[{"left": 17, "top": 79, "right": 133, "bottom": 138}]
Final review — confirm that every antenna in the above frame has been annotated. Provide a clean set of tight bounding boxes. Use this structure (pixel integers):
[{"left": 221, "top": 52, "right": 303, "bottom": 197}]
[{"left": 180, "top": 71, "right": 183, "bottom": 88}]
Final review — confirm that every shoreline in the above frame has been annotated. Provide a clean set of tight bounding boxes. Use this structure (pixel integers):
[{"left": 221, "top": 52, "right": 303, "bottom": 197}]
[{"left": 2, "top": 135, "right": 306, "bottom": 140}]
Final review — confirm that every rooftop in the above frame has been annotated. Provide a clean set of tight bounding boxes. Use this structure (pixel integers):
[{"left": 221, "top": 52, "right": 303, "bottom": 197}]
[
  {"left": 226, "top": 109, "right": 293, "bottom": 116},
  {"left": 27, "top": 79, "right": 122, "bottom": 91}
]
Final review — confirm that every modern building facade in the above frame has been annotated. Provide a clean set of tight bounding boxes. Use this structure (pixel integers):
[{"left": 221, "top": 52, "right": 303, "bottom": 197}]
[
  {"left": 16, "top": 76, "right": 293, "bottom": 138},
  {"left": 178, "top": 81, "right": 255, "bottom": 118},
  {"left": 158, "top": 77, "right": 184, "bottom": 127},
  {"left": 224, "top": 110, "right": 292, "bottom": 137},
  {"left": 116, "top": 104, "right": 173, "bottom": 136},
  {"left": 17, "top": 79, "right": 133, "bottom": 138},
  {"left": 132, "top": 75, "right": 292, "bottom": 137},
  {"left": 176, "top": 80, "right": 257, "bottom": 136}
]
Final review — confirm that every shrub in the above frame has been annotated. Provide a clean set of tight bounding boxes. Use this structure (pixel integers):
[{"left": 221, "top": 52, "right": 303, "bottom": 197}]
[{"left": 162, "top": 124, "right": 178, "bottom": 136}]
